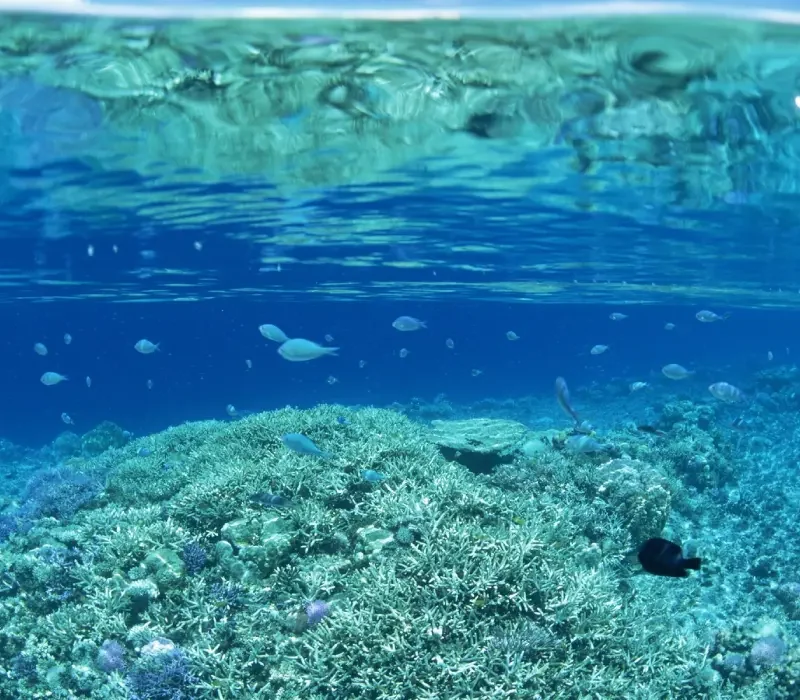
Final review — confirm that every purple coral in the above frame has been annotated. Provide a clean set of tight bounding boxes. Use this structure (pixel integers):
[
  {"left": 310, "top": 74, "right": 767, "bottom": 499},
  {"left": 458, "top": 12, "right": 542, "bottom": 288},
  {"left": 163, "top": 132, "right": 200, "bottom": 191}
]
[
  {"left": 305, "top": 599, "right": 330, "bottom": 626},
  {"left": 97, "top": 639, "right": 126, "bottom": 673}
]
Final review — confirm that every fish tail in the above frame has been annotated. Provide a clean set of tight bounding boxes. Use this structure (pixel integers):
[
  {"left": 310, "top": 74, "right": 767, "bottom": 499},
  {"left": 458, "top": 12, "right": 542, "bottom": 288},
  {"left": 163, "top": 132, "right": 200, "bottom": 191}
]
[
  {"left": 722, "top": 312, "right": 732, "bottom": 320},
  {"left": 683, "top": 557, "right": 701, "bottom": 570},
  {"left": 420, "top": 321, "right": 428, "bottom": 328}
]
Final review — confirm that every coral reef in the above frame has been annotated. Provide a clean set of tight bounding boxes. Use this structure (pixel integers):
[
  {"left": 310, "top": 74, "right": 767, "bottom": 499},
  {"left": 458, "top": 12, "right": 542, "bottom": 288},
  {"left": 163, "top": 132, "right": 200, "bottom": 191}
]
[
  {"left": 0, "top": 404, "right": 732, "bottom": 698},
  {"left": 81, "top": 420, "right": 130, "bottom": 458}
]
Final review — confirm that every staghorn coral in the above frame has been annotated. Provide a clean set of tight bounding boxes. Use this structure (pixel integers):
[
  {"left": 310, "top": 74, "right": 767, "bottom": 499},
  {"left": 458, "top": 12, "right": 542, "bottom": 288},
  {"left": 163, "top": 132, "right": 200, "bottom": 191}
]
[
  {"left": 0, "top": 404, "right": 723, "bottom": 698},
  {"left": 594, "top": 457, "right": 672, "bottom": 543}
]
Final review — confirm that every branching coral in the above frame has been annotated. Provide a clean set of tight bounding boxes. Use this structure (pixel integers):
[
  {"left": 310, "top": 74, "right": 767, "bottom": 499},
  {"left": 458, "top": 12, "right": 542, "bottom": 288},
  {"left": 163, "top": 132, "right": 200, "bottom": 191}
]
[{"left": 0, "top": 404, "right": 719, "bottom": 699}]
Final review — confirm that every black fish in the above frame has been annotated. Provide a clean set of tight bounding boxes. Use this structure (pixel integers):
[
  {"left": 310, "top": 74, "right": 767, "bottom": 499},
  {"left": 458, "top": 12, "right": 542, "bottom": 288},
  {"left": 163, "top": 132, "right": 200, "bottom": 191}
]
[{"left": 637, "top": 537, "right": 701, "bottom": 578}]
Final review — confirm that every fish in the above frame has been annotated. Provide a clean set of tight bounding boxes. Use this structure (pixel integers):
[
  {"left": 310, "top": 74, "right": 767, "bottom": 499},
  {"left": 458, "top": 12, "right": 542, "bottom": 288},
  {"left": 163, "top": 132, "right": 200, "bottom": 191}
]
[
  {"left": 336, "top": 416, "right": 349, "bottom": 425},
  {"left": 60, "top": 412, "right": 73, "bottom": 425},
  {"left": 629, "top": 381, "right": 649, "bottom": 393},
  {"left": 392, "top": 316, "right": 426, "bottom": 332},
  {"left": 277, "top": 338, "right": 338, "bottom": 362},
  {"left": 662, "top": 363, "right": 695, "bottom": 380},
  {"left": 445, "top": 338, "right": 455, "bottom": 349},
  {"left": 708, "top": 382, "right": 746, "bottom": 403},
  {"left": 281, "top": 433, "right": 330, "bottom": 458},
  {"left": 609, "top": 312, "right": 627, "bottom": 321},
  {"left": 695, "top": 310, "right": 729, "bottom": 323},
  {"left": 590, "top": 344, "right": 609, "bottom": 355},
  {"left": 565, "top": 435, "right": 609, "bottom": 454},
  {"left": 731, "top": 414, "right": 749, "bottom": 430},
  {"left": 33, "top": 342, "right": 48, "bottom": 356},
  {"left": 664, "top": 322, "right": 676, "bottom": 331},
  {"left": 137, "top": 447, "right": 152, "bottom": 457},
  {"left": 250, "top": 492, "right": 292, "bottom": 508},
  {"left": 63, "top": 333, "right": 72, "bottom": 345},
  {"left": 637, "top": 537, "right": 701, "bottom": 578},
  {"left": 555, "top": 376, "right": 579, "bottom": 425},
  {"left": 259, "top": 324, "right": 289, "bottom": 343},
  {"left": 40, "top": 372, "right": 68, "bottom": 386},
  {"left": 134, "top": 339, "right": 160, "bottom": 354},
  {"left": 506, "top": 331, "right": 519, "bottom": 340},
  {"left": 399, "top": 348, "right": 409, "bottom": 358},
  {"left": 637, "top": 425, "right": 667, "bottom": 437},
  {"left": 361, "top": 469, "right": 385, "bottom": 482}
]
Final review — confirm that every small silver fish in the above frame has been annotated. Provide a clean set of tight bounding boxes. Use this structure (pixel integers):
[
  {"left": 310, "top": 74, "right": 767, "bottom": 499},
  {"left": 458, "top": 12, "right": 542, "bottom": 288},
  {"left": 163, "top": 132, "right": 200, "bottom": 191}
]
[
  {"left": 609, "top": 312, "right": 627, "bottom": 321},
  {"left": 662, "top": 363, "right": 695, "bottom": 380},
  {"left": 392, "top": 316, "right": 426, "bottom": 332},
  {"left": 695, "top": 310, "right": 729, "bottom": 323}
]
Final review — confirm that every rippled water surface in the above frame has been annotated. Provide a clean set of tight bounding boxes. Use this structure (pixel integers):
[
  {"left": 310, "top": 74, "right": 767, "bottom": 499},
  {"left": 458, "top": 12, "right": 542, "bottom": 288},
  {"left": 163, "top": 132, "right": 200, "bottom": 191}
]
[{"left": 1, "top": 8, "right": 800, "bottom": 305}]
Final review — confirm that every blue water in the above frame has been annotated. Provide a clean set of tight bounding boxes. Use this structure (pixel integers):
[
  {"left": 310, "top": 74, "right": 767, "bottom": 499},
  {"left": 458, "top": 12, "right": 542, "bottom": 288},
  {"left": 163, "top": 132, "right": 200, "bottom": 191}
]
[{"left": 0, "top": 301, "right": 792, "bottom": 445}]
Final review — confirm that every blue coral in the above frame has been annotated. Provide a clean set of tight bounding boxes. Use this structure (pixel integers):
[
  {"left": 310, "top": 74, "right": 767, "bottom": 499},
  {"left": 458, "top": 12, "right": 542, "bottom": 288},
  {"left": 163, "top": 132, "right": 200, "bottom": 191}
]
[
  {"left": 0, "top": 513, "right": 19, "bottom": 543},
  {"left": 96, "top": 639, "right": 126, "bottom": 673},
  {"left": 22, "top": 467, "right": 101, "bottom": 521},
  {"left": 305, "top": 599, "right": 330, "bottom": 626},
  {"left": 181, "top": 542, "right": 207, "bottom": 576},
  {"left": 126, "top": 647, "right": 198, "bottom": 700}
]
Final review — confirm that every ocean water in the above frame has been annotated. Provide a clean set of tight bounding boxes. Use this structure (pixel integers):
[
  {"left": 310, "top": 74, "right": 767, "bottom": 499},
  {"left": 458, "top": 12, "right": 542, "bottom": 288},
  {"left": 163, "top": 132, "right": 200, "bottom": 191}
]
[{"left": 3, "top": 3, "right": 800, "bottom": 699}]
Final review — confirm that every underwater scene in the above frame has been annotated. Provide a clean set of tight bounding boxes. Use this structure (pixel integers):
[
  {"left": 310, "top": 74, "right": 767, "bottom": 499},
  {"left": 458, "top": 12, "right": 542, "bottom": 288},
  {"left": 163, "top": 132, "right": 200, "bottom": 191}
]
[{"left": 6, "top": 2, "right": 800, "bottom": 698}]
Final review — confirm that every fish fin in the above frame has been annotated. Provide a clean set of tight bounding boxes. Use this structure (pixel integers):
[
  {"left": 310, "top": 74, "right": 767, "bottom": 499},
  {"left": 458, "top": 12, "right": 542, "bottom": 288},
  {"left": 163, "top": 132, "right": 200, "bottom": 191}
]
[
  {"left": 420, "top": 321, "right": 428, "bottom": 328},
  {"left": 683, "top": 557, "right": 701, "bottom": 571},
  {"left": 326, "top": 347, "right": 339, "bottom": 356}
]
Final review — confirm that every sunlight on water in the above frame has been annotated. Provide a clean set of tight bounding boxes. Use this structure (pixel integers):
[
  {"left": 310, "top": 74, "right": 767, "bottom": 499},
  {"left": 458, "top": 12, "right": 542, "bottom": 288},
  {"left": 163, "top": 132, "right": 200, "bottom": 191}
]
[{"left": 0, "top": 5, "right": 799, "bottom": 304}]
